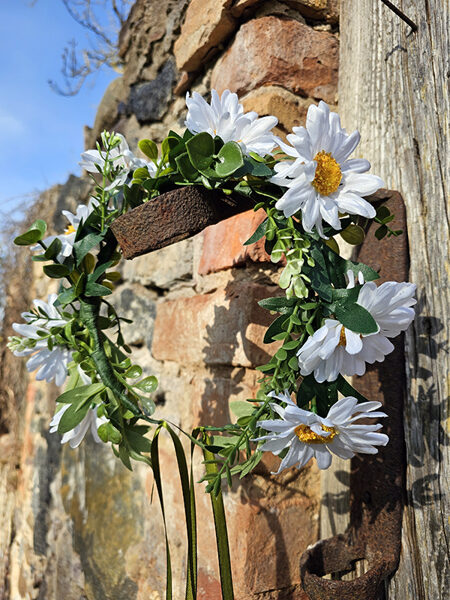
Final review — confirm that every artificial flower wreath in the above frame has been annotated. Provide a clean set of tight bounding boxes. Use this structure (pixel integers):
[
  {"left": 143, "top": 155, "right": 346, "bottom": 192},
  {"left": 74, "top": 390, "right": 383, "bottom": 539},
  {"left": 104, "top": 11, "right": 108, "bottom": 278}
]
[{"left": 9, "top": 90, "right": 415, "bottom": 596}]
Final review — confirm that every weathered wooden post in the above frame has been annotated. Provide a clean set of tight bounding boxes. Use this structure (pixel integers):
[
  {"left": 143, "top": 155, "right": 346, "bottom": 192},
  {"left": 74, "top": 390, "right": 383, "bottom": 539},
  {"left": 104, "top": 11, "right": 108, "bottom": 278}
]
[{"left": 338, "top": 2, "right": 449, "bottom": 597}]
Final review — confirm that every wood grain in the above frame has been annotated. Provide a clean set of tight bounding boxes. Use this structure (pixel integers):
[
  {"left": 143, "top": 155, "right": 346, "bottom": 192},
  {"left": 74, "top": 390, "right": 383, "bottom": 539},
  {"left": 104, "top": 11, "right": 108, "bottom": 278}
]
[{"left": 339, "top": 1, "right": 450, "bottom": 597}]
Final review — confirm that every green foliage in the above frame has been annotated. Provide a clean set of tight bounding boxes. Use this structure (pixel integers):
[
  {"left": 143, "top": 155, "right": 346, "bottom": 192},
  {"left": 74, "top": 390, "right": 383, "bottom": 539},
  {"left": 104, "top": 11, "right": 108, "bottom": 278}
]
[{"left": 14, "top": 219, "right": 47, "bottom": 245}]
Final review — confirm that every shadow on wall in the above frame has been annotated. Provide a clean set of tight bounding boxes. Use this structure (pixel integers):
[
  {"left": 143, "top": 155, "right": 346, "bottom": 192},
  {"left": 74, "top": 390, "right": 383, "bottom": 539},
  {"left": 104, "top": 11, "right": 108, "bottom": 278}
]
[{"left": 196, "top": 267, "right": 320, "bottom": 598}]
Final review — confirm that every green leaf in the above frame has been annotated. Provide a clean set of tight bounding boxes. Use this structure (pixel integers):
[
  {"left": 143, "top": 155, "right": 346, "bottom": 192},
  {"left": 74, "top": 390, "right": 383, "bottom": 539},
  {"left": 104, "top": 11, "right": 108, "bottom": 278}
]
[
  {"left": 133, "top": 167, "right": 150, "bottom": 181},
  {"left": 264, "top": 314, "right": 289, "bottom": 343},
  {"left": 125, "top": 365, "right": 142, "bottom": 379},
  {"left": 84, "top": 282, "right": 112, "bottom": 297},
  {"left": 126, "top": 429, "right": 152, "bottom": 453},
  {"left": 44, "top": 237, "right": 62, "bottom": 260},
  {"left": 43, "top": 264, "right": 71, "bottom": 279},
  {"left": 134, "top": 375, "right": 158, "bottom": 393},
  {"left": 215, "top": 141, "right": 244, "bottom": 177},
  {"left": 58, "top": 287, "right": 77, "bottom": 306},
  {"left": 376, "top": 205, "right": 390, "bottom": 220},
  {"left": 258, "top": 296, "right": 296, "bottom": 312},
  {"left": 56, "top": 382, "right": 105, "bottom": 404},
  {"left": 375, "top": 224, "right": 388, "bottom": 240},
  {"left": 202, "top": 442, "right": 234, "bottom": 598},
  {"left": 335, "top": 302, "right": 379, "bottom": 335},
  {"left": 175, "top": 152, "right": 199, "bottom": 181},
  {"left": 340, "top": 224, "right": 365, "bottom": 245},
  {"left": 57, "top": 401, "right": 91, "bottom": 434},
  {"left": 303, "top": 246, "right": 333, "bottom": 302},
  {"left": 14, "top": 220, "right": 47, "bottom": 246},
  {"left": 73, "top": 232, "right": 105, "bottom": 266},
  {"left": 138, "top": 139, "right": 158, "bottom": 161},
  {"left": 186, "top": 132, "right": 214, "bottom": 171},
  {"left": 244, "top": 218, "right": 268, "bottom": 246},
  {"left": 98, "top": 422, "right": 122, "bottom": 444},
  {"left": 335, "top": 374, "right": 369, "bottom": 404}
]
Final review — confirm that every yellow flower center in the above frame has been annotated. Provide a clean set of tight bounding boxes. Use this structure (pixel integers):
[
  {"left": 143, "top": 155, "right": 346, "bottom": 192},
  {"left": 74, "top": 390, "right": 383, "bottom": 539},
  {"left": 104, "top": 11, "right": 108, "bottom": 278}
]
[
  {"left": 312, "top": 151, "right": 342, "bottom": 196},
  {"left": 338, "top": 327, "right": 347, "bottom": 347},
  {"left": 295, "top": 424, "right": 337, "bottom": 444},
  {"left": 64, "top": 224, "right": 76, "bottom": 235}
]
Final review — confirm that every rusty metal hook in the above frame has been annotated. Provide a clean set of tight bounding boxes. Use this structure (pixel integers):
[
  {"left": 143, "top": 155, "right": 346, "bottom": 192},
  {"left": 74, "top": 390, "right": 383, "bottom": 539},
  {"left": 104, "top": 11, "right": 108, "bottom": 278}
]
[{"left": 300, "top": 190, "right": 408, "bottom": 600}]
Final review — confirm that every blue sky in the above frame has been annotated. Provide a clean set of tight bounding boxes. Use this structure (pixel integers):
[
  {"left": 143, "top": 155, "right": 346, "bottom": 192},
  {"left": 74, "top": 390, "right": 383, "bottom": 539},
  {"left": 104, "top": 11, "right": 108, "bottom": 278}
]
[{"left": 0, "top": 0, "right": 119, "bottom": 219}]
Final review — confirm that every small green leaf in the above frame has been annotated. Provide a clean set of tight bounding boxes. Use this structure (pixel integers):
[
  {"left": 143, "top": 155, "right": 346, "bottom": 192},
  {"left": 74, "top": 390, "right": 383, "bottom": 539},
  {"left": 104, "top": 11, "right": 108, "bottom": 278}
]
[
  {"left": 84, "top": 282, "right": 112, "bottom": 297},
  {"left": 58, "top": 402, "right": 91, "bottom": 434},
  {"left": 58, "top": 287, "right": 77, "bottom": 306},
  {"left": 244, "top": 219, "right": 268, "bottom": 246},
  {"left": 340, "top": 224, "right": 365, "bottom": 245},
  {"left": 125, "top": 365, "right": 142, "bottom": 379},
  {"left": 134, "top": 375, "right": 158, "bottom": 393},
  {"left": 44, "top": 237, "right": 62, "bottom": 260},
  {"left": 98, "top": 422, "right": 122, "bottom": 444},
  {"left": 133, "top": 167, "right": 150, "bottom": 180},
  {"left": 175, "top": 152, "right": 198, "bottom": 181},
  {"left": 375, "top": 225, "right": 388, "bottom": 240},
  {"left": 14, "top": 220, "right": 47, "bottom": 246},
  {"left": 73, "top": 232, "right": 105, "bottom": 266},
  {"left": 56, "top": 382, "right": 105, "bottom": 404},
  {"left": 186, "top": 132, "right": 214, "bottom": 171},
  {"left": 215, "top": 141, "right": 244, "bottom": 177},
  {"left": 43, "top": 264, "right": 71, "bottom": 278},
  {"left": 138, "top": 139, "right": 158, "bottom": 161},
  {"left": 335, "top": 302, "right": 379, "bottom": 335}
]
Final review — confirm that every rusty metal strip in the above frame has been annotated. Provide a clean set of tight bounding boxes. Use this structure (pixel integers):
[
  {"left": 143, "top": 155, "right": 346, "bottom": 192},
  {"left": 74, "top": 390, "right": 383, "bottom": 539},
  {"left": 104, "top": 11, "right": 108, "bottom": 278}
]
[
  {"left": 300, "top": 190, "right": 408, "bottom": 600},
  {"left": 110, "top": 186, "right": 254, "bottom": 259}
]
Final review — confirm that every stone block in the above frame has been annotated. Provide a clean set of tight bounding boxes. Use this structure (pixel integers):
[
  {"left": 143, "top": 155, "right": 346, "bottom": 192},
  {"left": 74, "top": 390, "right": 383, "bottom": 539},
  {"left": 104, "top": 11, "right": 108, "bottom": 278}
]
[
  {"left": 121, "top": 237, "right": 194, "bottom": 289},
  {"left": 107, "top": 283, "right": 158, "bottom": 348},
  {"left": 86, "top": 77, "right": 128, "bottom": 148},
  {"left": 231, "top": 0, "right": 262, "bottom": 17},
  {"left": 283, "top": 0, "right": 340, "bottom": 23},
  {"left": 152, "top": 280, "right": 281, "bottom": 368},
  {"left": 127, "top": 60, "right": 176, "bottom": 123},
  {"left": 241, "top": 85, "right": 311, "bottom": 133},
  {"left": 211, "top": 16, "right": 339, "bottom": 104},
  {"left": 174, "top": 0, "right": 236, "bottom": 72},
  {"left": 198, "top": 209, "right": 270, "bottom": 275}
]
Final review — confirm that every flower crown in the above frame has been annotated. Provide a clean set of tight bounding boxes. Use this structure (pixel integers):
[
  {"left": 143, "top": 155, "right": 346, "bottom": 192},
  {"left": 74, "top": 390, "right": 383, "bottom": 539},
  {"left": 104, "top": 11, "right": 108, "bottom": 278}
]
[{"left": 9, "top": 89, "right": 415, "bottom": 486}]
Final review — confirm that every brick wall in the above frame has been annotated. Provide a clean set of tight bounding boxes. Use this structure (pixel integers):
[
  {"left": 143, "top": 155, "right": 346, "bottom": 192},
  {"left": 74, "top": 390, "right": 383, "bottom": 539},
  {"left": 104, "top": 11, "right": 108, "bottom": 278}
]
[{"left": 2, "top": 1, "right": 340, "bottom": 598}]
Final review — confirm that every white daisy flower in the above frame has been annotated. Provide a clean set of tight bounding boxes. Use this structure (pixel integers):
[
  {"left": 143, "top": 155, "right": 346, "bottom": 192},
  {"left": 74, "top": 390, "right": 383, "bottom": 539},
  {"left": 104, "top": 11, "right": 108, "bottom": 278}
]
[
  {"left": 80, "top": 133, "right": 156, "bottom": 188},
  {"left": 185, "top": 89, "right": 278, "bottom": 157},
  {"left": 49, "top": 403, "right": 108, "bottom": 448},
  {"left": 271, "top": 101, "right": 384, "bottom": 237},
  {"left": 10, "top": 294, "right": 72, "bottom": 386},
  {"left": 297, "top": 281, "right": 416, "bottom": 382},
  {"left": 255, "top": 392, "right": 388, "bottom": 473},
  {"left": 31, "top": 199, "right": 98, "bottom": 263}
]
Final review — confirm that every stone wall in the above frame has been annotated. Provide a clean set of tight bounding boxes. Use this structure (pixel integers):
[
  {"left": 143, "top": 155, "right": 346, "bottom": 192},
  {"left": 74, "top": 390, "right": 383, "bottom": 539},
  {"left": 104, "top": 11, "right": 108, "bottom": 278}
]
[{"left": 1, "top": 1, "right": 340, "bottom": 598}]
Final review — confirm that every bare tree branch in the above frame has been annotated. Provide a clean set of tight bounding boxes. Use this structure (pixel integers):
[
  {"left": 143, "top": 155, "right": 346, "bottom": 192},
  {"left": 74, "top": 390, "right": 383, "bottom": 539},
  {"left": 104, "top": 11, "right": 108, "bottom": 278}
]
[{"left": 35, "top": 1, "right": 134, "bottom": 95}]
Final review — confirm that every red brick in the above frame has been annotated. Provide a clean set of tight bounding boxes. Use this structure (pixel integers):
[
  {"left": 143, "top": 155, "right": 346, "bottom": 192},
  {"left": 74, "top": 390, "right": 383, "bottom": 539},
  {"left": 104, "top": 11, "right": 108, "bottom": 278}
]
[
  {"left": 211, "top": 16, "right": 339, "bottom": 104},
  {"left": 198, "top": 209, "right": 270, "bottom": 275},
  {"left": 152, "top": 281, "right": 281, "bottom": 368}
]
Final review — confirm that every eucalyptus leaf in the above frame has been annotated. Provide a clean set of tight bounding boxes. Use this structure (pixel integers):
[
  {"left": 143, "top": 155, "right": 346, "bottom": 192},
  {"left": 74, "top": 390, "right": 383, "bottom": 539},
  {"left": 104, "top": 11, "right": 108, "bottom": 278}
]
[
  {"left": 14, "top": 220, "right": 47, "bottom": 246},
  {"left": 186, "top": 132, "right": 214, "bottom": 171},
  {"left": 138, "top": 139, "right": 158, "bottom": 161},
  {"left": 215, "top": 141, "right": 244, "bottom": 177}
]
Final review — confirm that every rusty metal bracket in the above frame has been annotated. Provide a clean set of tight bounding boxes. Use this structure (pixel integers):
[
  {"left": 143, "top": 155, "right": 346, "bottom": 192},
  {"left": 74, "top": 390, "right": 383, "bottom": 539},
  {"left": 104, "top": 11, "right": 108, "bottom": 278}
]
[
  {"left": 300, "top": 190, "right": 409, "bottom": 600},
  {"left": 110, "top": 186, "right": 254, "bottom": 259}
]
